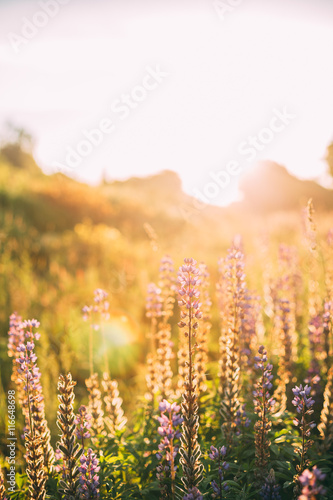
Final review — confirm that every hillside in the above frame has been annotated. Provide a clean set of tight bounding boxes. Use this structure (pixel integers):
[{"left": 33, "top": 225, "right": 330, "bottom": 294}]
[{"left": 238, "top": 161, "right": 333, "bottom": 212}]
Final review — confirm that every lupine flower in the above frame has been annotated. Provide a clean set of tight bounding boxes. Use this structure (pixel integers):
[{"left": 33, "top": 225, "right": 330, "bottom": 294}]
[
  {"left": 216, "top": 256, "right": 229, "bottom": 395},
  {"left": 56, "top": 373, "right": 83, "bottom": 499},
  {"left": 7, "top": 312, "right": 25, "bottom": 410},
  {"left": 158, "top": 255, "right": 177, "bottom": 321},
  {"left": 253, "top": 346, "right": 275, "bottom": 479},
  {"left": 75, "top": 405, "right": 92, "bottom": 445},
  {"left": 156, "top": 399, "right": 183, "bottom": 499},
  {"left": 292, "top": 382, "right": 316, "bottom": 496},
  {"left": 235, "top": 404, "right": 251, "bottom": 436},
  {"left": 78, "top": 448, "right": 100, "bottom": 499},
  {"left": 275, "top": 244, "right": 300, "bottom": 361},
  {"left": 318, "top": 366, "right": 333, "bottom": 452},
  {"left": 260, "top": 469, "right": 281, "bottom": 500},
  {"left": 54, "top": 448, "right": 66, "bottom": 474},
  {"left": 183, "top": 487, "right": 203, "bottom": 500},
  {"left": 85, "top": 374, "right": 105, "bottom": 437},
  {"left": 304, "top": 201, "right": 322, "bottom": 332},
  {"left": 195, "top": 263, "right": 212, "bottom": 394},
  {"left": 323, "top": 300, "right": 332, "bottom": 373},
  {"left": 8, "top": 313, "right": 24, "bottom": 356},
  {"left": 273, "top": 298, "right": 293, "bottom": 416},
  {"left": 298, "top": 467, "right": 326, "bottom": 499},
  {"left": 145, "top": 283, "right": 163, "bottom": 401},
  {"left": 178, "top": 258, "right": 204, "bottom": 491},
  {"left": 157, "top": 255, "right": 176, "bottom": 399},
  {"left": 239, "top": 291, "right": 260, "bottom": 377},
  {"left": 219, "top": 246, "right": 246, "bottom": 443},
  {"left": 102, "top": 373, "right": 127, "bottom": 437},
  {"left": 308, "top": 314, "right": 323, "bottom": 381},
  {"left": 15, "top": 318, "right": 54, "bottom": 493},
  {"left": 209, "top": 445, "right": 229, "bottom": 498}
]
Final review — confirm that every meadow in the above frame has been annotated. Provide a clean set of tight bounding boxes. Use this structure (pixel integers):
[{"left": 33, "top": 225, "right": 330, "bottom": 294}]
[{"left": 0, "top": 152, "right": 333, "bottom": 499}]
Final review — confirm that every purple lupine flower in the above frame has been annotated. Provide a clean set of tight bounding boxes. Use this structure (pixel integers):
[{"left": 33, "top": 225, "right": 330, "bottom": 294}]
[
  {"left": 307, "top": 314, "right": 323, "bottom": 380},
  {"left": 209, "top": 445, "right": 229, "bottom": 498},
  {"left": 292, "top": 385, "right": 315, "bottom": 423},
  {"left": 54, "top": 448, "right": 66, "bottom": 474},
  {"left": 146, "top": 283, "right": 163, "bottom": 319},
  {"left": 177, "top": 258, "right": 204, "bottom": 491},
  {"left": 292, "top": 382, "right": 316, "bottom": 479},
  {"left": 75, "top": 405, "right": 92, "bottom": 443},
  {"left": 78, "top": 448, "right": 100, "bottom": 499},
  {"left": 93, "top": 288, "right": 110, "bottom": 321},
  {"left": 323, "top": 300, "right": 332, "bottom": 373},
  {"left": 253, "top": 346, "right": 275, "bottom": 476},
  {"left": 82, "top": 305, "right": 92, "bottom": 322},
  {"left": 183, "top": 487, "right": 203, "bottom": 500},
  {"left": 298, "top": 466, "right": 326, "bottom": 499},
  {"left": 235, "top": 403, "right": 251, "bottom": 435},
  {"left": 156, "top": 399, "right": 183, "bottom": 496},
  {"left": 20, "top": 319, "right": 40, "bottom": 329},
  {"left": 16, "top": 319, "right": 44, "bottom": 405},
  {"left": 8, "top": 313, "right": 24, "bottom": 357},
  {"left": 260, "top": 481, "right": 281, "bottom": 500},
  {"left": 260, "top": 469, "right": 281, "bottom": 500},
  {"left": 94, "top": 288, "right": 108, "bottom": 303}
]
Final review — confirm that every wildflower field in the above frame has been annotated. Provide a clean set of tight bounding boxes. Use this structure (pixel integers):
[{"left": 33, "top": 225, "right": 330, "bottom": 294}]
[{"left": 1, "top": 193, "right": 333, "bottom": 500}]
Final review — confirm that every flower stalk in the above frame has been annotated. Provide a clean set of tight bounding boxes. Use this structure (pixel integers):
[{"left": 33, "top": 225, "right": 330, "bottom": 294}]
[{"left": 177, "top": 258, "right": 204, "bottom": 494}]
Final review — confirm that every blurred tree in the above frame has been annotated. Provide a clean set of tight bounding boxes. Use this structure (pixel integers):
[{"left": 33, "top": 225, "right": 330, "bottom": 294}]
[{"left": 0, "top": 122, "right": 38, "bottom": 172}]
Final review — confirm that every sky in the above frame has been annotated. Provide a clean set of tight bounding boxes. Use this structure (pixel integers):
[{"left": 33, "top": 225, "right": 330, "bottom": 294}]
[{"left": 0, "top": 0, "right": 332, "bottom": 205}]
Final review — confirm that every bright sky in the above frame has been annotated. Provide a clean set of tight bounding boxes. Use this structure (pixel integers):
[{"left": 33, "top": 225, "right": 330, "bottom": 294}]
[{"left": 0, "top": 0, "right": 332, "bottom": 205}]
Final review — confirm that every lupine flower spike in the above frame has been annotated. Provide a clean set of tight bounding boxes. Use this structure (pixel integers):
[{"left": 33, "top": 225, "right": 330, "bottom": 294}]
[
  {"left": 145, "top": 283, "right": 163, "bottom": 402},
  {"left": 156, "top": 399, "right": 183, "bottom": 499},
  {"left": 253, "top": 346, "right": 275, "bottom": 481},
  {"left": 56, "top": 373, "right": 83, "bottom": 499},
  {"left": 182, "top": 487, "right": 203, "bottom": 500},
  {"left": 318, "top": 366, "right": 333, "bottom": 452},
  {"left": 260, "top": 469, "right": 281, "bottom": 500},
  {"left": 209, "top": 445, "right": 229, "bottom": 499},
  {"left": 273, "top": 299, "right": 293, "bottom": 416},
  {"left": 292, "top": 383, "right": 316, "bottom": 496},
  {"left": 85, "top": 374, "right": 105, "bottom": 437},
  {"left": 8, "top": 313, "right": 25, "bottom": 405},
  {"left": 195, "top": 263, "right": 212, "bottom": 395},
  {"left": 78, "top": 448, "right": 100, "bottom": 499},
  {"left": 219, "top": 246, "right": 246, "bottom": 443},
  {"left": 102, "top": 373, "right": 127, "bottom": 437},
  {"left": 178, "top": 258, "right": 204, "bottom": 495},
  {"left": 75, "top": 405, "right": 92, "bottom": 448},
  {"left": 322, "top": 300, "right": 332, "bottom": 374},
  {"left": 157, "top": 256, "right": 176, "bottom": 399},
  {"left": 16, "top": 319, "right": 53, "bottom": 499},
  {"left": 298, "top": 467, "right": 326, "bottom": 500}
]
